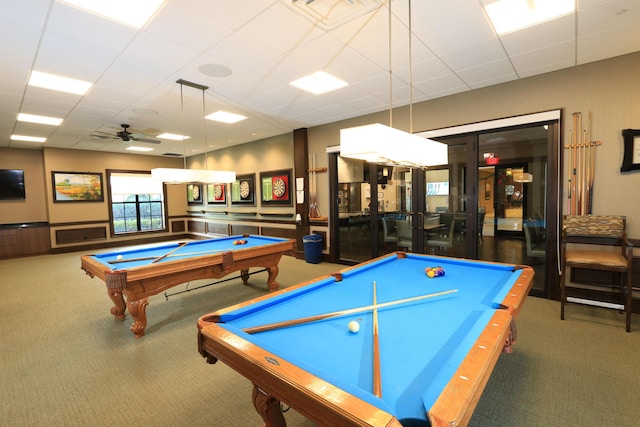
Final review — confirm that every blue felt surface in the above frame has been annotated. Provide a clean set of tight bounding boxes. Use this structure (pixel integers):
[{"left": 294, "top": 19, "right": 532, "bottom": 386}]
[
  {"left": 218, "top": 253, "right": 522, "bottom": 421},
  {"left": 89, "top": 235, "right": 288, "bottom": 270}
]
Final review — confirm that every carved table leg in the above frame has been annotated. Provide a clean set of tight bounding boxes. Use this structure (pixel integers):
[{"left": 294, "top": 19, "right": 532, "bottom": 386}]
[
  {"left": 252, "top": 385, "right": 286, "bottom": 427},
  {"left": 107, "top": 289, "right": 126, "bottom": 320},
  {"left": 266, "top": 265, "right": 279, "bottom": 292},
  {"left": 241, "top": 269, "right": 250, "bottom": 285},
  {"left": 127, "top": 298, "right": 149, "bottom": 338}
]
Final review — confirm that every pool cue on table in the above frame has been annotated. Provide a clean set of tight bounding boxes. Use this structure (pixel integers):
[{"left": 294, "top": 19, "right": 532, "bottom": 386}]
[
  {"left": 150, "top": 241, "right": 188, "bottom": 264},
  {"left": 107, "top": 247, "right": 229, "bottom": 264},
  {"left": 372, "top": 281, "right": 382, "bottom": 398},
  {"left": 243, "top": 289, "right": 458, "bottom": 334}
]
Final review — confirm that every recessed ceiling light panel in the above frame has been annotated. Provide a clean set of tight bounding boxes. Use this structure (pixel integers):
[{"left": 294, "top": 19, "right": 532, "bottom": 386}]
[
  {"left": 485, "top": 0, "right": 575, "bottom": 35},
  {"left": 11, "top": 135, "right": 47, "bottom": 143},
  {"left": 17, "top": 113, "right": 63, "bottom": 126},
  {"left": 290, "top": 71, "right": 348, "bottom": 95},
  {"left": 59, "top": 0, "right": 165, "bottom": 28},
  {"left": 205, "top": 111, "right": 247, "bottom": 124},
  {"left": 28, "top": 71, "right": 93, "bottom": 95},
  {"left": 157, "top": 133, "right": 190, "bottom": 141}
]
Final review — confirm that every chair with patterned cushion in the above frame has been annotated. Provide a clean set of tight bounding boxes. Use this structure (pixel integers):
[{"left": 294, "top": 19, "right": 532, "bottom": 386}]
[{"left": 561, "top": 215, "right": 633, "bottom": 332}]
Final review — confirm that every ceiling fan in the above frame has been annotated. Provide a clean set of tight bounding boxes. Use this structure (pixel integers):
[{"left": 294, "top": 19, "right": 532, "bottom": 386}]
[{"left": 90, "top": 124, "right": 161, "bottom": 144}]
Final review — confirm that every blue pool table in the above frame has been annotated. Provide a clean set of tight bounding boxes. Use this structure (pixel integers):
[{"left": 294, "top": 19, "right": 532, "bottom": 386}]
[
  {"left": 197, "top": 252, "right": 533, "bottom": 426},
  {"left": 81, "top": 235, "right": 295, "bottom": 338}
]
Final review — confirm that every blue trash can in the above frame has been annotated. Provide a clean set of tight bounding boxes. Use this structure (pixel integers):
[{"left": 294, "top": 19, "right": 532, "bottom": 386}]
[{"left": 303, "top": 234, "right": 323, "bottom": 264}]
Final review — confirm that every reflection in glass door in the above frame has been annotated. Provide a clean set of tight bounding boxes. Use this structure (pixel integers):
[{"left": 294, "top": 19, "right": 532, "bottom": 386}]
[{"left": 477, "top": 126, "right": 549, "bottom": 295}]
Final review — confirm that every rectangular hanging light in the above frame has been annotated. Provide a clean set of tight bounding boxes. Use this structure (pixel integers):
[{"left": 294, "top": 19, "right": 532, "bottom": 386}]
[
  {"left": 151, "top": 168, "right": 235, "bottom": 184},
  {"left": 340, "top": 123, "right": 448, "bottom": 168},
  {"left": 513, "top": 172, "right": 533, "bottom": 183}
]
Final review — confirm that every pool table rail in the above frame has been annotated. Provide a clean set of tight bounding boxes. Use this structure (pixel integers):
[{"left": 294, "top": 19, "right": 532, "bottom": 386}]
[
  {"left": 198, "top": 323, "right": 403, "bottom": 427},
  {"left": 81, "top": 236, "right": 295, "bottom": 338}
]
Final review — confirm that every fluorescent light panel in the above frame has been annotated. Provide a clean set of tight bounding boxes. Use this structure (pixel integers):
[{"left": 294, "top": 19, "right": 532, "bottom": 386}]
[
  {"left": 485, "top": 0, "right": 575, "bottom": 35},
  {"left": 59, "top": 0, "right": 165, "bottom": 28},
  {"left": 290, "top": 71, "right": 348, "bottom": 95},
  {"left": 28, "top": 71, "right": 93, "bottom": 95},
  {"left": 157, "top": 133, "right": 190, "bottom": 141},
  {"left": 206, "top": 111, "right": 247, "bottom": 124},
  {"left": 340, "top": 124, "right": 448, "bottom": 168},
  {"left": 126, "top": 146, "right": 154, "bottom": 152},
  {"left": 17, "top": 113, "right": 63, "bottom": 126},
  {"left": 11, "top": 135, "right": 46, "bottom": 143}
]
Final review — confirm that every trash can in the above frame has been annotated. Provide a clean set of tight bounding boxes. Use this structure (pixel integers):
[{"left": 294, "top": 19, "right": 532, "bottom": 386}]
[{"left": 303, "top": 234, "right": 323, "bottom": 264}]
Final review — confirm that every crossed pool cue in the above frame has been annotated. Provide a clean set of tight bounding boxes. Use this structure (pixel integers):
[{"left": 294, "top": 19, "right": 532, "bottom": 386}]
[
  {"left": 107, "top": 245, "right": 231, "bottom": 264},
  {"left": 372, "top": 281, "right": 381, "bottom": 398},
  {"left": 242, "top": 288, "right": 458, "bottom": 334}
]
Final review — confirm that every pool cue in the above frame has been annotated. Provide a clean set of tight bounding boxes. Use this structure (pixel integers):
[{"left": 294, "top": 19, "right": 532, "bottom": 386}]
[
  {"left": 150, "top": 241, "right": 188, "bottom": 264},
  {"left": 567, "top": 129, "right": 573, "bottom": 214},
  {"left": 372, "top": 281, "right": 382, "bottom": 398},
  {"left": 243, "top": 289, "right": 458, "bottom": 334},
  {"left": 581, "top": 114, "right": 586, "bottom": 214},
  {"left": 573, "top": 112, "right": 580, "bottom": 214},
  {"left": 107, "top": 247, "right": 229, "bottom": 264},
  {"left": 586, "top": 112, "right": 594, "bottom": 214}
]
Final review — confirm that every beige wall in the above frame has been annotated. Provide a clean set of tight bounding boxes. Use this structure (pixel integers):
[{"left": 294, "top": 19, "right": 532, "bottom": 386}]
[
  {"left": 308, "top": 51, "right": 640, "bottom": 238},
  {"left": 187, "top": 133, "right": 295, "bottom": 215}
]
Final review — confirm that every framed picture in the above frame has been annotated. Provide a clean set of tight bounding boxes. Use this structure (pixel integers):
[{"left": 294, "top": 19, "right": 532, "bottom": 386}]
[
  {"left": 230, "top": 174, "right": 255, "bottom": 205},
  {"left": 52, "top": 171, "right": 103, "bottom": 202},
  {"left": 621, "top": 129, "right": 640, "bottom": 172},
  {"left": 207, "top": 183, "right": 227, "bottom": 205},
  {"left": 187, "top": 184, "right": 203, "bottom": 205},
  {"left": 260, "top": 169, "right": 292, "bottom": 206}
]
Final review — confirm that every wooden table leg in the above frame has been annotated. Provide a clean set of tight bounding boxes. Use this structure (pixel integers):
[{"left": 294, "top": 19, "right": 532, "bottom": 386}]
[
  {"left": 266, "top": 265, "right": 279, "bottom": 292},
  {"left": 107, "top": 289, "right": 126, "bottom": 320},
  {"left": 252, "top": 385, "right": 287, "bottom": 427},
  {"left": 127, "top": 298, "right": 149, "bottom": 338}
]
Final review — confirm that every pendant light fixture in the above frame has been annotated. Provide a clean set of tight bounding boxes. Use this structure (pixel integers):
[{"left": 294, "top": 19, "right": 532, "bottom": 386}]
[
  {"left": 340, "top": 0, "right": 448, "bottom": 168},
  {"left": 151, "top": 79, "right": 235, "bottom": 184}
]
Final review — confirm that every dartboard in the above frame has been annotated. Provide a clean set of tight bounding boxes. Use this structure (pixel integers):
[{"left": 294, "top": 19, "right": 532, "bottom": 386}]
[
  {"left": 239, "top": 181, "right": 250, "bottom": 199},
  {"left": 214, "top": 184, "right": 223, "bottom": 199},
  {"left": 272, "top": 178, "right": 286, "bottom": 198}
]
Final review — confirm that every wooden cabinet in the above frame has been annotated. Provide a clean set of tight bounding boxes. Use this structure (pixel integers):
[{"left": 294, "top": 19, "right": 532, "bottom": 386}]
[{"left": 0, "top": 223, "right": 51, "bottom": 258}]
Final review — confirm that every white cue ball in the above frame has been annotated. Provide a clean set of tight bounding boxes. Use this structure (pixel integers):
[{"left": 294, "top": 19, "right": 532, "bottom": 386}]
[
  {"left": 116, "top": 255, "right": 123, "bottom": 260},
  {"left": 348, "top": 320, "right": 360, "bottom": 333}
]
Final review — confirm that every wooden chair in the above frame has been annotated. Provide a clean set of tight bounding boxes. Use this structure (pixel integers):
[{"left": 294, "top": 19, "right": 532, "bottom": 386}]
[{"left": 561, "top": 215, "right": 633, "bottom": 332}]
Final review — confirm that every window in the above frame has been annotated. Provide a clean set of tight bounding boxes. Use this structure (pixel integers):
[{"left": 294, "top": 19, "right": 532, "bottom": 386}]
[{"left": 108, "top": 171, "right": 166, "bottom": 235}]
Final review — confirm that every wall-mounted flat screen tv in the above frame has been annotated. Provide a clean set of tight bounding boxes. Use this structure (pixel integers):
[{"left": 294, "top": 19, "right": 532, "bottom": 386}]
[{"left": 0, "top": 169, "right": 26, "bottom": 200}]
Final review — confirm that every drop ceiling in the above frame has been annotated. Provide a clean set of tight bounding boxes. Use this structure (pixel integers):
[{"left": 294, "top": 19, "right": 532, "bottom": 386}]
[{"left": 1, "top": 0, "right": 638, "bottom": 157}]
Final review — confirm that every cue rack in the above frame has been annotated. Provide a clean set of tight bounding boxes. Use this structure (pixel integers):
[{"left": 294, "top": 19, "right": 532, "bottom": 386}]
[{"left": 565, "top": 111, "right": 601, "bottom": 216}]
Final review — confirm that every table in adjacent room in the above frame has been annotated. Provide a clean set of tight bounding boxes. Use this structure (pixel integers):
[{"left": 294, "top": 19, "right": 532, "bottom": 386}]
[
  {"left": 82, "top": 235, "right": 295, "bottom": 338},
  {"left": 197, "top": 252, "right": 534, "bottom": 427}
]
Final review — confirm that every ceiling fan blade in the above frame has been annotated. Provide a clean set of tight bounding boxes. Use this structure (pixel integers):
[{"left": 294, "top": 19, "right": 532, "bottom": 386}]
[{"left": 89, "top": 134, "right": 116, "bottom": 140}]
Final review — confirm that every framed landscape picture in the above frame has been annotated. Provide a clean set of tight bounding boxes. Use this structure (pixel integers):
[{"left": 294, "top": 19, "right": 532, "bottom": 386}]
[
  {"left": 260, "top": 169, "right": 292, "bottom": 206},
  {"left": 187, "top": 183, "right": 203, "bottom": 205},
  {"left": 52, "top": 171, "right": 103, "bottom": 202},
  {"left": 207, "top": 183, "right": 227, "bottom": 205},
  {"left": 230, "top": 174, "right": 255, "bottom": 205}
]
